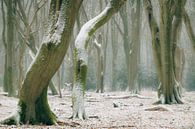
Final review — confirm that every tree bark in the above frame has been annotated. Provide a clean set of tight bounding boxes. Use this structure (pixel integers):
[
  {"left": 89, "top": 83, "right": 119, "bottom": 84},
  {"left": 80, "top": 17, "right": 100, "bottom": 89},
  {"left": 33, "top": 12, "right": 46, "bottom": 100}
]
[{"left": 73, "top": 0, "right": 126, "bottom": 119}]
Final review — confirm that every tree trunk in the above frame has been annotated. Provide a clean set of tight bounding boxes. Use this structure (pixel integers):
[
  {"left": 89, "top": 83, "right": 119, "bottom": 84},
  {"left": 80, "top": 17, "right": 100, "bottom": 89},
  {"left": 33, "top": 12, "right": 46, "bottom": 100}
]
[
  {"left": 5, "top": 0, "right": 16, "bottom": 97},
  {"left": 1, "top": 0, "right": 8, "bottom": 92},
  {"left": 183, "top": 9, "right": 195, "bottom": 51},
  {"left": 171, "top": 0, "right": 186, "bottom": 96},
  {"left": 128, "top": 0, "right": 142, "bottom": 93},
  {"left": 73, "top": 0, "right": 126, "bottom": 119},
  {"left": 1, "top": 0, "right": 83, "bottom": 125},
  {"left": 143, "top": 0, "right": 163, "bottom": 98},
  {"left": 119, "top": 5, "right": 130, "bottom": 89},
  {"left": 159, "top": 0, "right": 182, "bottom": 104},
  {"left": 94, "top": 34, "right": 104, "bottom": 93}
]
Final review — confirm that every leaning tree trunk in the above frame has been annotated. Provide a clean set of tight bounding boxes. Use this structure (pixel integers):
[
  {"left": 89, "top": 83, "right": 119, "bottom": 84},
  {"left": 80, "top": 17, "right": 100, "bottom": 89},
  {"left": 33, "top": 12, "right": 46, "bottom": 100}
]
[
  {"left": 72, "top": 0, "right": 126, "bottom": 119},
  {"left": 1, "top": 0, "right": 82, "bottom": 125},
  {"left": 159, "top": 0, "right": 183, "bottom": 104}
]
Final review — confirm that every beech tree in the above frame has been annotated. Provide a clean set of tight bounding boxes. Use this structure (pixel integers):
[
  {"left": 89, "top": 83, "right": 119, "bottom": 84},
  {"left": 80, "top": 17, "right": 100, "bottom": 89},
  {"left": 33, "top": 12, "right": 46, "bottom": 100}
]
[
  {"left": 72, "top": 0, "right": 126, "bottom": 119},
  {"left": 143, "top": 0, "right": 194, "bottom": 104},
  {"left": 2, "top": 0, "right": 82, "bottom": 125}
]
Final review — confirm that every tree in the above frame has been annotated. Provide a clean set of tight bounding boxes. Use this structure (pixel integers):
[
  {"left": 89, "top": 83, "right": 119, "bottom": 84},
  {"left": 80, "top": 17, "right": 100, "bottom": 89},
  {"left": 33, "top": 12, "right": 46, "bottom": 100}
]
[
  {"left": 144, "top": 0, "right": 188, "bottom": 104},
  {"left": 1, "top": 0, "right": 83, "bottom": 125},
  {"left": 72, "top": 0, "right": 126, "bottom": 119},
  {"left": 128, "top": 0, "right": 142, "bottom": 93},
  {"left": 94, "top": 34, "right": 104, "bottom": 93},
  {"left": 2, "top": 0, "right": 17, "bottom": 97}
]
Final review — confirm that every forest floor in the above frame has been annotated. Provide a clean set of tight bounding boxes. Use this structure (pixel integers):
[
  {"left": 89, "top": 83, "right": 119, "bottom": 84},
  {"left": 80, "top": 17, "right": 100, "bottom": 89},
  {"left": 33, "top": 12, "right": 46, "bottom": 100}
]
[{"left": 0, "top": 90, "right": 195, "bottom": 129}]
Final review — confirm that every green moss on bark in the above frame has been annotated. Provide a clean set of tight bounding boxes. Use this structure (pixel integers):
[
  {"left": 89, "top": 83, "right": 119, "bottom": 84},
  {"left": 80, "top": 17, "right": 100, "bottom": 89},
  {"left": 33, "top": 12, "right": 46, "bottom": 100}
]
[{"left": 35, "top": 87, "right": 57, "bottom": 125}]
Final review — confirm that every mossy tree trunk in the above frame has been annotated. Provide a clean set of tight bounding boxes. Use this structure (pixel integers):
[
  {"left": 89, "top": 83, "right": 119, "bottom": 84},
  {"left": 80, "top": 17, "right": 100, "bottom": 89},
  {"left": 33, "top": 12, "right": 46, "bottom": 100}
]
[
  {"left": 1, "top": 0, "right": 82, "bottom": 125},
  {"left": 72, "top": 0, "right": 126, "bottom": 119}
]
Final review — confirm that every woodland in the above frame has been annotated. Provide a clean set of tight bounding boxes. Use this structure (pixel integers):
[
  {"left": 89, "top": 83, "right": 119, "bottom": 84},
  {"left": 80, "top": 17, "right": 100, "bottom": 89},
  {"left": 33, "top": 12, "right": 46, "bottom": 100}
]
[{"left": 0, "top": 0, "right": 195, "bottom": 128}]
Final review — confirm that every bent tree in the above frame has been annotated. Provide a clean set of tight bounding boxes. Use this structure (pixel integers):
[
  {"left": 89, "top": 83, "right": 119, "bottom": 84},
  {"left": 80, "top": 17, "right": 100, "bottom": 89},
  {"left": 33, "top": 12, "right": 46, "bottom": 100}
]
[
  {"left": 72, "top": 0, "right": 126, "bottom": 119},
  {"left": 1, "top": 0, "right": 83, "bottom": 125}
]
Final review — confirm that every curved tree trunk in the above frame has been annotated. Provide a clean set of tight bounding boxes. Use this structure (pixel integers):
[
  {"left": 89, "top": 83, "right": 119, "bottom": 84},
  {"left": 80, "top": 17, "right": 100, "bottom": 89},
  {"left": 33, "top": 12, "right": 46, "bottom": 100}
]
[
  {"left": 1, "top": 0, "right": 82, "bottom": 125},
  {"left": 72, "top": 0, "right": 126, "bottom": 119}
]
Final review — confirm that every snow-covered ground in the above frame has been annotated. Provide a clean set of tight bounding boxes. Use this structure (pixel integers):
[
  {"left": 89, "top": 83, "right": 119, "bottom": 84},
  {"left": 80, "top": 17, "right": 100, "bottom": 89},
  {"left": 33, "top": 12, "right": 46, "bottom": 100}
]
[{"left": 0, "top": 90, "right": 195, "bottom": 129}]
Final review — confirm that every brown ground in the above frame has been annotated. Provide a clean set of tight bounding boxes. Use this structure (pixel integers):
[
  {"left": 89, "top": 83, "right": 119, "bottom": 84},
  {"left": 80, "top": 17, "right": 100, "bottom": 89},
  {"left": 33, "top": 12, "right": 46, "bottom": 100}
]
[{"left": 0, "top": 90, "right": 195, "bottom": 129}]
